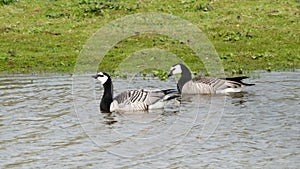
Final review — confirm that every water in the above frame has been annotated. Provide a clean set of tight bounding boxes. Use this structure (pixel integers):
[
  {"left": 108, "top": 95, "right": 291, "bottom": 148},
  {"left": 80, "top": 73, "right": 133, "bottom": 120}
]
[{"left": 1, "top": 71, "right": 299, "bottom": 168}]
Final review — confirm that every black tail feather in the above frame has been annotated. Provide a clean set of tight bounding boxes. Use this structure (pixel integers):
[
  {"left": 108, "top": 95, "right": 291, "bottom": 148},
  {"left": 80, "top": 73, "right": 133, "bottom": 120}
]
[
  {"left": 220, "top": 76, "right": 255, "bottom": 86},
  {"left": 165, "top": 94, "right": 181, "bottom": 101},
  {"left": 221, "top": 76, "right": 248, "bottom": 81},
  {"left": 162, "top": 88, "right": 181, "bottom": 101},
  {"left": 162, "top": 88, "right": 179, "bottom": 95}
]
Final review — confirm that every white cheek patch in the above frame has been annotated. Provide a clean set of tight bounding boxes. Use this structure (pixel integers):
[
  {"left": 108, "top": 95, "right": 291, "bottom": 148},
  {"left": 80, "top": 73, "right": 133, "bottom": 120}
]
[
  {"left": 172, "top": 64, "right": 182, "bottom": 74},
  {"left": 97, "top": 72, "right": 104, "bottom": 76},
  {"left": 97, "top": 75, "right": 108, "bottom": 85}
]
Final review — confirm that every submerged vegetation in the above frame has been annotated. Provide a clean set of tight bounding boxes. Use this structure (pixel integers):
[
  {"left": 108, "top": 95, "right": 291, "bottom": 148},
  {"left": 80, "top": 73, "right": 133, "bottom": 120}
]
[{"left": 0, "top": 0, "right": 299, "bottom": 75}]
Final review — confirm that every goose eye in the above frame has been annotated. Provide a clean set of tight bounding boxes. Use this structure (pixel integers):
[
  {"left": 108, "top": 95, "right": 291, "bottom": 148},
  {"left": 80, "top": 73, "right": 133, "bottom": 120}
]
[{"left": 98, "top": 75, "right": 104, "bottom": 77}]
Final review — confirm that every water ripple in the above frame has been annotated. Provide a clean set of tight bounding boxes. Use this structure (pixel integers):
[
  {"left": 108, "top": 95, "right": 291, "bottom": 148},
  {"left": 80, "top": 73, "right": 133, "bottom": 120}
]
[{"left": 0, "top": 71, "right": 299, "bottom": 168}]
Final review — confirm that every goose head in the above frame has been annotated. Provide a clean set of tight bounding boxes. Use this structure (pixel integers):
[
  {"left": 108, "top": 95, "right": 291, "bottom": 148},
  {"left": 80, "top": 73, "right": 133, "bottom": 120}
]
[
  {"left": 168, "top": 63, "right": 183, "bottom": 77},
  {"left": 92, "top": 72, "right": 110, "bottom": 85},
  {"left": 167, "top": 63, "right": 192, "bottom": 93}
]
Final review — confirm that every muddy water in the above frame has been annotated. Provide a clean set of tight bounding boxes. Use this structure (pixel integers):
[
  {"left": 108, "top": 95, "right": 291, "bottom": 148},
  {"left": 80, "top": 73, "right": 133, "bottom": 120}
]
[{"left": 1, "top": 71, "right": 299, "bottom": 168}]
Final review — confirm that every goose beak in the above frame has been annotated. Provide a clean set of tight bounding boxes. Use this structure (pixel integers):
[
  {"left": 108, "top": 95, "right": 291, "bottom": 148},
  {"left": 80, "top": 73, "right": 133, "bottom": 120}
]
[
  {"left": 167, "top": 72, "right": 173, "bottom": 78},
  {"left": 92, "top": 75, "right": 98, "bottom": 79}
]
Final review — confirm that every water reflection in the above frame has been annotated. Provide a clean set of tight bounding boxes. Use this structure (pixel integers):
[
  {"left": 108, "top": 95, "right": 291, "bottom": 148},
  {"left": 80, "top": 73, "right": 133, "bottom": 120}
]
[
  {"left": 228, "top": 91, "right": 251, "bottom": 106},
  {"left": 102, "top": 113, "right": 118, "bottom": 125}
]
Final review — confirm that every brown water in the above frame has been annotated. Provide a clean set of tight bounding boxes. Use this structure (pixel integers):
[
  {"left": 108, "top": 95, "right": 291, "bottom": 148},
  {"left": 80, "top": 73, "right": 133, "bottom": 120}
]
[{"left": 1, "top": 71, "right": 299, "bottom": 168}]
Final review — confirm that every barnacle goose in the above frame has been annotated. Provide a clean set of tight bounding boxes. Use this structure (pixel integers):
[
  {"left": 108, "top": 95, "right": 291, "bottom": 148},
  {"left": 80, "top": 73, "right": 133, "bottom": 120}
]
[
  {"left": 168, "top": 63, "right": 255, "bottom": 94},
  {"left": 92, "top": 72, "right": 179, "bottom": 112}
]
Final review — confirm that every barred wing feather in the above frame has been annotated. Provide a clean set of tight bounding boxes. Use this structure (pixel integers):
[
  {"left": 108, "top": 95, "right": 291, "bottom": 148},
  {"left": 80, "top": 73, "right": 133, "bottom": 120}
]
[
  {"left": 181, "top": 76, "right": 247, "bottom": 94},
  {"left": 111, "top": 89, "right": 168, "bottom": 111}
]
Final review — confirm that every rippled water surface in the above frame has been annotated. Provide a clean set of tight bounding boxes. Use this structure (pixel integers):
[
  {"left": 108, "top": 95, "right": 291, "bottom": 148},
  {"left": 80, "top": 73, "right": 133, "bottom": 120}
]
[{"left": 1, "top": 71, "right": 299, "bottom": 168}]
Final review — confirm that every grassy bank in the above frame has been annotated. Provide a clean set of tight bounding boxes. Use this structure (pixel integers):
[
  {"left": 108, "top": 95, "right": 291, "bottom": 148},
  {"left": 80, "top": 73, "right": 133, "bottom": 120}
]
[{"left": 0, "top": 0, "right": 299, "bottom": 75}]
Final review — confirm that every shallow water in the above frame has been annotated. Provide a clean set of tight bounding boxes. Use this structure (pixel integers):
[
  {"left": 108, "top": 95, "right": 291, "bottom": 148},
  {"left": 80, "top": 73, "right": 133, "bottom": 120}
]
[{"left": 1, "top": 71, "right": 299, "bottom": 168}]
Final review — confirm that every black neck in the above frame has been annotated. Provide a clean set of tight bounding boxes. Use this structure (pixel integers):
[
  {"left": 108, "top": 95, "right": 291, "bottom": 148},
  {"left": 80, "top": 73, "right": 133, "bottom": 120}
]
[
  {"left": 178, "top": 64, "right": 192, "bottom": 93},
  {"left": 100, "top": 79, "right": 113, "bottom": 112}
]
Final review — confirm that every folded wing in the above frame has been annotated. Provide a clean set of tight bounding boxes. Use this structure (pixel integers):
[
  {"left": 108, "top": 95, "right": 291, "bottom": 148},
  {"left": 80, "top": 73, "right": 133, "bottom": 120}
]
[
  {"left": 110, "top": 89, "right": 178, "bottom": 111},
  {"left": 181, "top": 76, "right": 254, "bottom": 94}
]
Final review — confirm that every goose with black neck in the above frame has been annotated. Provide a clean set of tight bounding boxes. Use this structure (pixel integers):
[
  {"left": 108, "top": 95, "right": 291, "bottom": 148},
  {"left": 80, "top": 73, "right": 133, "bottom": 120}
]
[
  {"left": 92, "top": 72, "right": 179, "bottom": 113},
  {"left": 168, "top": 63, "right": 255, "bottom": 94}
]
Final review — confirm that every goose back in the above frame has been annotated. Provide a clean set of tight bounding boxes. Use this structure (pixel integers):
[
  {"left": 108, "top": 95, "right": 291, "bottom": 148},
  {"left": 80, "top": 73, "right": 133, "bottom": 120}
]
[
  {"left": 181, "top": 76, "right": 253, "bottom": 94},
  {"left": 110, "top": 89, "right": 177, "bottom": 112}
]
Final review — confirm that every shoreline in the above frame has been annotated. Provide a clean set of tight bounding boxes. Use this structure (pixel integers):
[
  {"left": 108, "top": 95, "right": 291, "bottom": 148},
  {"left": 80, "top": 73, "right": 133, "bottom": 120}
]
[{"left": 1, "top": 1, "right": 299, "bottom": 74}]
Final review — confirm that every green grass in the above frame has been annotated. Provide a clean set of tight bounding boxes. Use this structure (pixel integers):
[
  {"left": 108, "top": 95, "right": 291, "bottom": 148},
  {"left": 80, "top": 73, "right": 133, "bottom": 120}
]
[{"left": 0, "top": 0, "right": 299, "bottom": 75}]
